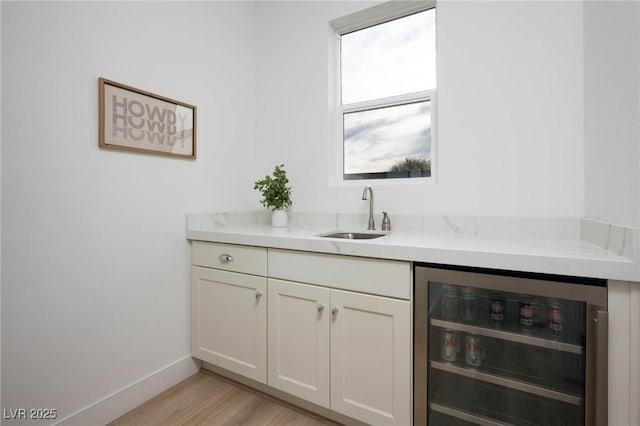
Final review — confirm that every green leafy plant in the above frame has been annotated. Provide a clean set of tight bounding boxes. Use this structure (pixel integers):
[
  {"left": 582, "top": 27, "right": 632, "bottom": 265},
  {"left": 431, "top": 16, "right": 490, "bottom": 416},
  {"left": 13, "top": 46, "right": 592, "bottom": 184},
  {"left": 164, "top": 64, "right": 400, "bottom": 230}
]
[{"left": 253, "top": 164, "right": 293, "bottom": 211}]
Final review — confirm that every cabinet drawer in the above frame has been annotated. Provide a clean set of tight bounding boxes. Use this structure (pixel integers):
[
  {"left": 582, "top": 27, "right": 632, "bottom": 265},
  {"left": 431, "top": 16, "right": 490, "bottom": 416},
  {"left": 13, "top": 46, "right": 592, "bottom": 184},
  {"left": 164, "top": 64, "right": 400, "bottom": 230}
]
[
  {"left": 268, "top": 249, "right": 410, "bottom": 300},
  {"left": 192, "top": 241, "right": 267, "bottom": 276}
]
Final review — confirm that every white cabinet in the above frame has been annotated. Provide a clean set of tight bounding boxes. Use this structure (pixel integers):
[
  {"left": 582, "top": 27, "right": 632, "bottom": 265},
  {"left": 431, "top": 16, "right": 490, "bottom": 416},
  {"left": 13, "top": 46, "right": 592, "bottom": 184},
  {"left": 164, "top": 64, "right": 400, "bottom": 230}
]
[
  {"left": 608, "top": 280, "right": 640, "bottom": 426},
  {"left": 192, "top": 243, "right": 411, "bottom": 425},
  {"left": 268, "top": 248, "right": 411, "bottom": 300},
  {"left": 330, "top": 289, "right": 411, "bottom": 426},
  {"left": 191, "top": 242, "right": 267, "bottom": 383},
  {"left": 268, "top": 278, "right": 411, "bottom": 426},
  {"left": 267, "top": 249, "right": 411, "bottom": 426},
  {"left": 267, "top": 279, "right": 330, "bottom": 407}
]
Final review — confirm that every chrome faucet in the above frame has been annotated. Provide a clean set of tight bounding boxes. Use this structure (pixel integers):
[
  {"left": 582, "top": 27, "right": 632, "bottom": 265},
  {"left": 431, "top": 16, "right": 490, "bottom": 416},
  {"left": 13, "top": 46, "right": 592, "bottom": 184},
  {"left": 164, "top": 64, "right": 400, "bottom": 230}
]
[{"left": 361, "top": 185, "right": 375, "bottom": 230}]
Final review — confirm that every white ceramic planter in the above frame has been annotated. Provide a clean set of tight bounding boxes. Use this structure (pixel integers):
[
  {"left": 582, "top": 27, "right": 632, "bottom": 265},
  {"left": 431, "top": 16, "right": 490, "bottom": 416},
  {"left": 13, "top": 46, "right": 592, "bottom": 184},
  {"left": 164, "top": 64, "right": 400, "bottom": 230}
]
[{"left": 271, "top": 209, "right": 288, "bottom": 227}]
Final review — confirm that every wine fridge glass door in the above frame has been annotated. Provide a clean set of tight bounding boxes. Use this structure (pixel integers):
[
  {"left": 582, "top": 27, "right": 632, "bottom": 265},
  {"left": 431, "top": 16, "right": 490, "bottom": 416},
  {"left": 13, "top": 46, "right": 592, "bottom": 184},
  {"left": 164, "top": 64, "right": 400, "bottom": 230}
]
[{"left": 414, "top": 265, "right": 607, "bottom": 426}]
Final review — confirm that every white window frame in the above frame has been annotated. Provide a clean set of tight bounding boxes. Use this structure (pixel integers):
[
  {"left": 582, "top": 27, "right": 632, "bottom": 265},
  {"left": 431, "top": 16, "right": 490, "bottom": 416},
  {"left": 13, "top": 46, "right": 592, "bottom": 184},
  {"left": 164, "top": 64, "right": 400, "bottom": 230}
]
[{"left": 329, "top": 0, "right": 437, "bottom": 187}]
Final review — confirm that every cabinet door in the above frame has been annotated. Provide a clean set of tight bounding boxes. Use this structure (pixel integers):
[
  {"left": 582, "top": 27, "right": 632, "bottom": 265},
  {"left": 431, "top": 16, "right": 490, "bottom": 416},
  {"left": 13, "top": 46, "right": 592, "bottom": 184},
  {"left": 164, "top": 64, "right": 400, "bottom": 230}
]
[
  {"left": 191, "top": 266, "right": 267, "bottom": 383},
  {"left": 267, "top": 279, "right": 330, "bottom": 407},
  {"left": 330, "top": 289, "right": 411, "bottom": 426}
]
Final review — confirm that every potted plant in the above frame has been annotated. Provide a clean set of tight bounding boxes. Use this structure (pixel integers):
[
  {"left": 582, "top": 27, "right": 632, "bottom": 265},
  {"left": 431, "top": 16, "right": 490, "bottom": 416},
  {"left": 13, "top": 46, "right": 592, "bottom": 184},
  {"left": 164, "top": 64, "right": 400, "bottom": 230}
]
[{"left": 253, "top": 164, "right": 293, "bottom": 227}]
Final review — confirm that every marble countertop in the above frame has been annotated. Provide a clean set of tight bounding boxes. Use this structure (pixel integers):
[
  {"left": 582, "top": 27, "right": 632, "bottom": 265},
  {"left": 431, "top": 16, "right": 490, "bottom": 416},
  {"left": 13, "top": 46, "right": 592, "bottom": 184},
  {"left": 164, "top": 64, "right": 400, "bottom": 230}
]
[{"left": 186, "top": 212, "right": 640, "bottom": 282}]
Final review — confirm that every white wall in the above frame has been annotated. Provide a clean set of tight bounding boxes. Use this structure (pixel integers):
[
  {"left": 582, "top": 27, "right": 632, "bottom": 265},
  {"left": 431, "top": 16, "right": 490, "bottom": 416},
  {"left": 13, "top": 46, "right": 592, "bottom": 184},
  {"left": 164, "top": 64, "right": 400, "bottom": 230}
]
[
  {"left": 584, "top": 1, "right": 640, "bottom": 228},
  {"left": 1, "top": 2, "right": 256, "bottom": 424},
  {"left": 254, "top": 0, "right": 585, "bottom": 218}
]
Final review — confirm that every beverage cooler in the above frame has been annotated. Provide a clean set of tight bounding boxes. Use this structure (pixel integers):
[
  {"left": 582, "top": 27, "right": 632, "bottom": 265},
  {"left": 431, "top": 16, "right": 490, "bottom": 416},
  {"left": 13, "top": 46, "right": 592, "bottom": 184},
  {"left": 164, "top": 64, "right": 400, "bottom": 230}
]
[{"left": 414, "top": 264, "right": 608, "bottom": 426}]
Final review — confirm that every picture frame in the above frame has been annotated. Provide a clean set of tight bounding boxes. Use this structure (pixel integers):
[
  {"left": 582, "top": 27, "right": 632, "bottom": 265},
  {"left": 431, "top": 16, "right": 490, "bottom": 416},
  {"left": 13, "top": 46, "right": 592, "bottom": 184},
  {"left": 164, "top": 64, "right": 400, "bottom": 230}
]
[{"left": 98, "top": 78, "right": 197, "bottom": 159}]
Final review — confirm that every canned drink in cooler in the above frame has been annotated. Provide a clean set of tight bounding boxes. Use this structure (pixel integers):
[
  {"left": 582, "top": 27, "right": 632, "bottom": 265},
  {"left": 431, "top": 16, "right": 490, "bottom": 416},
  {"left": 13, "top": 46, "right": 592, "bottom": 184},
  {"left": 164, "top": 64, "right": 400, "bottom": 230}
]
[
  {"left": 459, "top": 286, "right": 478, "bottom": 322},
  {"left": 441, "top": 329, "right": 458, "bottom": 362},
  {"left": 440, "top": 285, "right": 459, "bottom": 320},
  {"left": 520, "top": 296, "right": 534, "bottom": 333},
  {"left": 464, "top": 334, "right": 483, "bottom": 367},
  {"left": 548, "top": 298, "right": 563, "bottom": 337},
  {"left": 489, "top": 292, "right": 505, "bottom": 327}
]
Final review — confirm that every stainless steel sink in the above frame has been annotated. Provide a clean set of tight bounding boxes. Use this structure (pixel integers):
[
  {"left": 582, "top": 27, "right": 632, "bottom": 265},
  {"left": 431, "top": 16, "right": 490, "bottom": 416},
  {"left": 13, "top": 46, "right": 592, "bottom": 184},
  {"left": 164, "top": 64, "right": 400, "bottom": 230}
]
[{"left": 319, "top": 231, "right": 387, "bottom": 240}]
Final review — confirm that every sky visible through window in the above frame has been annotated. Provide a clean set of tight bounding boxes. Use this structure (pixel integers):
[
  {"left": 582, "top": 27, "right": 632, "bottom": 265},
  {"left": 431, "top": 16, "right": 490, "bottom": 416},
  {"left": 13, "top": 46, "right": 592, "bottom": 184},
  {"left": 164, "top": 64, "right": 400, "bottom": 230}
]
[
  {"left": 341, "top": 9, "right": 435, "bottom": 178},
  {"left": 344, "top": 102, "right": 431, "bottom": 174}
]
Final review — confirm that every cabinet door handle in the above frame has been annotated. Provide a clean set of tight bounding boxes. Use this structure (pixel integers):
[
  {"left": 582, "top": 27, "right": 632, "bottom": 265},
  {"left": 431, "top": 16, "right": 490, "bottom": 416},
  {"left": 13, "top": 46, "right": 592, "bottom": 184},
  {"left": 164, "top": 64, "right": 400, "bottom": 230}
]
[
  {"left": 218, "top": 254, "right": 234, "bottom": 263},
  {"left": 255, "top": 290, "right": 263, "bottom": 300},
  {"left": 331, "top": 306, "right": 339, "bottom": 315},
  {"left": 317, "top": 303, "right": 325, "bottom": 312}
]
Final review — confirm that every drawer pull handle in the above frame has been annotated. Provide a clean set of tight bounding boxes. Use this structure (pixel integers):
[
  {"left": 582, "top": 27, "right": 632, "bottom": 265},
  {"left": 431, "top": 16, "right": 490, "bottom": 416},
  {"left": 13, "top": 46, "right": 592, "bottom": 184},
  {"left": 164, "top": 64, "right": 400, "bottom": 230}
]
[
  {"left": 317, "top": 303, "right": 325, "bottom": 312},
  {"left": 331, "top": 307, "right": 339, "bottom": 315},
  {"left": 255, "top": 291, "right": 263, "bottom": 299},
  {"left": 218, "top": 254, "right": 234, "bottom": 263}
]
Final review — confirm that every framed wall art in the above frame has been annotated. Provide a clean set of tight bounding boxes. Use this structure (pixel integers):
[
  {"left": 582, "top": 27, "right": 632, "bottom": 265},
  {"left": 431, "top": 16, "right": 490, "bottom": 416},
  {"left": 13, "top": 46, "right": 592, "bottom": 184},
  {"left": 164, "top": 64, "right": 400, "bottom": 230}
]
[{"left": 98, "top": 78, "right": 197, "bottom": 159}]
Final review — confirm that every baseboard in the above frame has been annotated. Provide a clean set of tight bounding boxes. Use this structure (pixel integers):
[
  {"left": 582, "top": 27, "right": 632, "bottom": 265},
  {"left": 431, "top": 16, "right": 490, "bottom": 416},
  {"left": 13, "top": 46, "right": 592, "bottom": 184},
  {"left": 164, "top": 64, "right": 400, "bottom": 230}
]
[{"left": 56, "top": 355, "right": 201, "bottom": 426}]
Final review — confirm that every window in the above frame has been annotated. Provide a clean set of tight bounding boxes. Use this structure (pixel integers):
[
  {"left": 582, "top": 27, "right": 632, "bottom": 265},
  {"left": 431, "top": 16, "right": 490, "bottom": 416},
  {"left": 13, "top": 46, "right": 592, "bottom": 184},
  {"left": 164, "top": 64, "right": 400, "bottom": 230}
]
[{"left": 332, "top": 2, "right": 436, "bottom": 182}]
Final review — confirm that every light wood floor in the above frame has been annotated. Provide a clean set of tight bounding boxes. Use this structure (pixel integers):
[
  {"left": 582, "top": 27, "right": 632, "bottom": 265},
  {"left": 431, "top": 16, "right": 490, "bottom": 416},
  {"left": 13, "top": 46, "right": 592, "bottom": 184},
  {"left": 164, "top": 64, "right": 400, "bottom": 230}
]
[{"left": 108, "top": 370, "right": 342, "bottom": 426}]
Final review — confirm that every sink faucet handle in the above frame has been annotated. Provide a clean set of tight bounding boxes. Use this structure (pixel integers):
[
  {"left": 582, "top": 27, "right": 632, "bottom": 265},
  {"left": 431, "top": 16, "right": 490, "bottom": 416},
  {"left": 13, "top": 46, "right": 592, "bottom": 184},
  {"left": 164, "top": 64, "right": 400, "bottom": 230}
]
[{"left": 382, "top": 211, "right": 391, "bottom": 231}]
